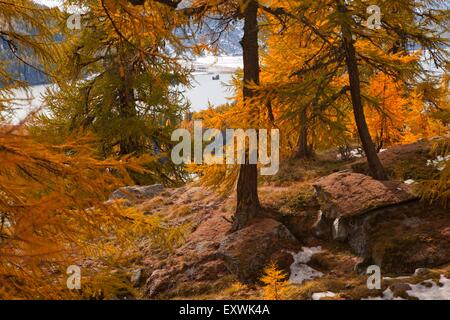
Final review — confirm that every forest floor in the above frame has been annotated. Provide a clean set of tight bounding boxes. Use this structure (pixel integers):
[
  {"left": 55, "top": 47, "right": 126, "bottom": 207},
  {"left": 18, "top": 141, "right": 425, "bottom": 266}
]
[{"left": 112, "top": 140, "right": 450, "bottom": 300}]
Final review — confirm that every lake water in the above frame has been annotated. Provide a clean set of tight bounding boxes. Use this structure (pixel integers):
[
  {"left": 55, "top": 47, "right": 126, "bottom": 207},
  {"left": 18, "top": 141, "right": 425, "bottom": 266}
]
[{"left": 9, "top": 73, "right": 235, "bottom": 123}]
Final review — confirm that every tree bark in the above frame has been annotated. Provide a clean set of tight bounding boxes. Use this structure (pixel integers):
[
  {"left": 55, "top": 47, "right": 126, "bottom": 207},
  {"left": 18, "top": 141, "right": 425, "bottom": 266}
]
[
  {"left": 233, "top": 0, "right": 261, "bottom": 231},
  {"left": 295, "top": 108, "right": 312, "bottom": 158},
  {"left": 338, "top": 2, "right": 388, "bottom": 180}
]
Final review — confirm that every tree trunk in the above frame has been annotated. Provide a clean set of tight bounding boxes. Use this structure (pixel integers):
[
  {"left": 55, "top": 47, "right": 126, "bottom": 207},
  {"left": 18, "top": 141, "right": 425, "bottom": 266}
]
[
  {"left": 118, "top": 67, "right": 139, "bottom": 155},
  {"left": 295, "top": 108, "right": 312, "bottom": 158},
  {"left": 233, "top": 0, "right": 261, "bottom": 231},
  {"left": 338, "top": 2, "right": 388, "bottom": 181}
]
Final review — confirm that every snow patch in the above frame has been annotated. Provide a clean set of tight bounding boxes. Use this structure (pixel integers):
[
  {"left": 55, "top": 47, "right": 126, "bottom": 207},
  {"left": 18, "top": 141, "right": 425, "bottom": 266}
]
[
  {"left": 362, "top": 288, "right": 405, "bottom": 300},
  {"left": 404, "top": 179, "right": 415, "bottom": 185},
  {"left": 364, "top": 275, "right": 450, "bottom": 300},
  {"left": 406, "top": 275, "right": 450, "bottom": 300},
  {"left": 312, "top": 291, "right": 336, "bottom": 300},
  {"left": 426, "top": 155, "right": 450, "bottom": 171},
  {"left": 289, "top": 246, "right": 323, "bottom": 284},
  {"left": 336, "top": 148, "right": 364, "bottom": 160}
]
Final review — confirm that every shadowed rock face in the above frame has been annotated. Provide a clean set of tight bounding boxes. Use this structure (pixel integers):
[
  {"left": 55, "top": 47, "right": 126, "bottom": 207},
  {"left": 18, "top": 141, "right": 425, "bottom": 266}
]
[
  {"left": 218, "top": 218, "right": 300, "bottom": 283},
  {"left": 353, "top": 202, "right": 450, "bottom": 274}
]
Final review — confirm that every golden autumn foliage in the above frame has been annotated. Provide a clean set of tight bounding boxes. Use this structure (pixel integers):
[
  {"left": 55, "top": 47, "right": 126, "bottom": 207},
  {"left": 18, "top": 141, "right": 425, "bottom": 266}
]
[
  {"left": 0, "top": 0, "right": 448, "bottom": 300},
  {"left": 362, "top": 73, "right": 447, "bottom": 149},
  {"left": 260, "top": 263, "right": 292, "bottom": 300},
  {"left": 419, "top": 137, "right": 450, "bottom": 208},
  {"left": 0, "top": 129, "right": 188, "bottom": 299}
]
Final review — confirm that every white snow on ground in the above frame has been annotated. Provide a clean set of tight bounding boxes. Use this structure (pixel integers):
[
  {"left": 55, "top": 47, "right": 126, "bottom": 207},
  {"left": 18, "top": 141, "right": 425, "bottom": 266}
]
[
  {"left": 312, "top": 292, "right": 336, "bottom": 300},
  {"left": 336, "top": 148, "right": 364, "bottom": 160},
  {"left": 363, "top": 275, "right": 450, "bottom": 300},
  {"left": 404, "top": 179, "right": 415, "bottom": 185},
  {"left": 406, "top": 276, "right": 450, "bottom": 300},
  {"left": 289, "top": 246, "right": 324, "bottom": 284},
  {"left": 427, "top": 155, "right": 450, "bottom": 171},
  {"left": 336, "top": 148, "right": 388, "bottom": 160},
  {"left": 383, "top": 275, "right": 410, "bottom": 280},
  {"left": 362, "top": 288, "right": 405, "bottom": 300}
]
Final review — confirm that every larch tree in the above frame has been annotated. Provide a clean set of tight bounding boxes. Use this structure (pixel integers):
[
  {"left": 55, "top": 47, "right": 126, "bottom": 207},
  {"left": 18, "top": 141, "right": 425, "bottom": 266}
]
[
  {"left": 0, "top": 0, "right": 184, "bottom": 299},
  {"left": 38, "top": 0, "right": 191, "bottom": 184},
  {"left": 128, "top": 0, "right": 280, "bottom": 230},
  {"left": 260, "top": 0, "right": 448, "bottom": 180},
  {"left": 257, "top": 0, "right": 352, "bottom": 159}
]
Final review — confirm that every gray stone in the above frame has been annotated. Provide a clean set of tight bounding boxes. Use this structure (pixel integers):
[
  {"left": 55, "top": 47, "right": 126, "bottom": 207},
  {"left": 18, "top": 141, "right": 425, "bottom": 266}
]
[
  {"left": 332, "top": 218, "right": 348, "bottom": 241},
  {"left": 130, "top": 269, "right": 143, "bottom": 287},
  {"left": 109, "top": 184, "right": 164, "bottom": 204},
  {"left": 218, "top": 218, "right": 300, "bottom": 283},
  {"left": 414, "top": 268, "right": 429, "bottom": 277},
  {"left": 312, "top": 211, "right": 331, "bottom": 238}
]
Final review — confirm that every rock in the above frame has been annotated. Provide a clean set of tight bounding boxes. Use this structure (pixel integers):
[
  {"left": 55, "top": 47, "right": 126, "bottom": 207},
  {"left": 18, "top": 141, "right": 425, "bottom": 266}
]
[
  {"left": 312, "top": 210, "right": 331, "bottom": 238},
  {"left": 313, "top": 171, "right": 416, "bottom": 220},
  {"left": 414, "top": 268, "right": 430, "bottom": 277},
  {"left": 351, "top": 141, "right": 435, "bottom": 181},
  {"left": 332, "top": 218, "right": 348, "bottom": 241},
  {"left": 390, "top": 283, "right": 412, "bottom": 299},
  {"left": 402, "top": 217, "right": 422, "bottom": 228},
  {"left": 309, "top": 171, "right": 450, "bottom": 275},
  {"left": 130, "top": 269, "right": 143, "bottom": 287},
  {"left": 109, "top": 184, "right": 164, "bottom": 204},
  {"left": 218, "top": 218, "right": 300, "bottom": 283},
  {"left": 142, "top": 193, "right": 234, "bottom": 298},
  {"left": 146, "top": 269, "right": 174, "bottom": 297},
  {"left": 352, "top": 201, "right": 450, "bottom": 274}
]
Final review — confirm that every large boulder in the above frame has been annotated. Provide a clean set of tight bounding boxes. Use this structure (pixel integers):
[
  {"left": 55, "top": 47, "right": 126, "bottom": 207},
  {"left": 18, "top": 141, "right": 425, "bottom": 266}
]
[
  {"left": 313, "top": 171, "right": 416, "bottom": 221},
  {"left": 312, "top": 171, "right": 450, "bottom": 274},
  {"left": 109, "top": 184, "right": 164, "bottom": 204},
  {"left": 218, "top": 218, "right": 300, "bottom": 283},
  {"left": 312, "top": 171, "right": 416, "bottom": 241},
  {"left": 350, "top": 141, "right": 436, "bottom": 181},
  {"left": 358, "top": 203, "right": 450, "bottom": 274}
]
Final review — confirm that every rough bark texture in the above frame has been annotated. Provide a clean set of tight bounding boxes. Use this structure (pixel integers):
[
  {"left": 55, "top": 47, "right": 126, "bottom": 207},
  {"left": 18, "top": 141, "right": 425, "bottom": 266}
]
[
  {"left": 233, "top": 0, "right": 261, "bottom": 231},
  {"left": 295, "top": 109, "right": 312, "bottom": 159},
  {"left": 338, "top": 2, "right": 388, "bottom": 181}
]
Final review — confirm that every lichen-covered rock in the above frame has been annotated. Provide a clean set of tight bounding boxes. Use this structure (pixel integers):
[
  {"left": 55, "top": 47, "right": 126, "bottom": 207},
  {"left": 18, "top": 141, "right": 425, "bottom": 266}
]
[
  {"left": 312, "top": 171, "right": 417, "bottom": 242},
  {"left": 313, "top": 171, "right": 416, "bottom": 220},
  {"left": 366, "top": 203, "right": 450, "bottom": 274},
  {"left": 311, "top": 171, "right": 449, "bottom": 274},
  {"left": 351, "top": 141, "right": 436, "bottom": 181},
  {"left": 332, "top": 218, "right": 348, "bottom": 241},
  {"left": 218, "top": 218, "right": 300, "bottom": 283},
  {"left": 109, "top": 184, "right": 164, "bottom": 204}
]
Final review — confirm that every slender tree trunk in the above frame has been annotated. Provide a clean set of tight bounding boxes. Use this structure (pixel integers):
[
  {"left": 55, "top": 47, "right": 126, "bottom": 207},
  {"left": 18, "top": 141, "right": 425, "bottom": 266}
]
[
  {"left": 118, "top": 63, "right": 139, "bottom": 155},
  {"left": 233, "top": 0, "right": 261, "bottom": 231},
  {"left": 295, "top": 108, "right": 311, "bottom": 158},
  {"left": 338, "top": 2, "right": 388, "bottom": 180}
]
